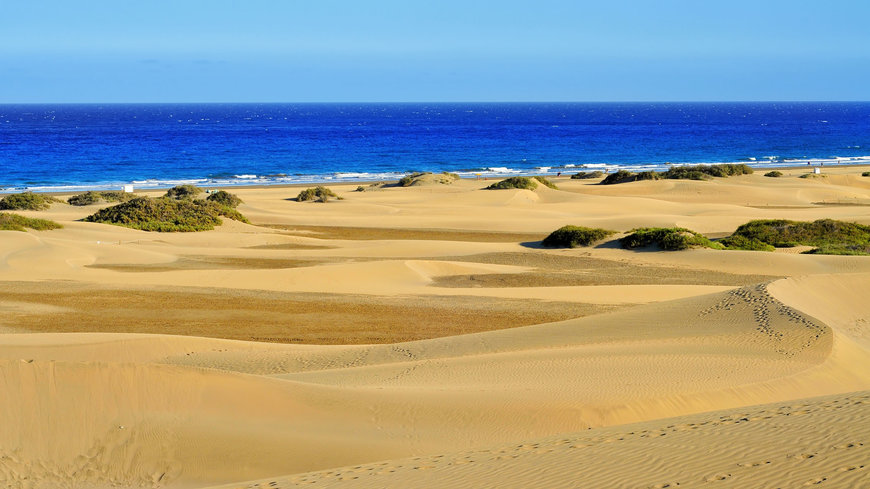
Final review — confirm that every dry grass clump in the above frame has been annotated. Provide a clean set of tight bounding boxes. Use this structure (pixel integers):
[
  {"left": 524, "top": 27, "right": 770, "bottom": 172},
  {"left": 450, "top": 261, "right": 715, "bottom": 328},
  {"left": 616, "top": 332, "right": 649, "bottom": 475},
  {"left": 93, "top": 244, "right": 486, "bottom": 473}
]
[
  {"left": 764, "top": 170, "right": 783, "bottom": 178},
  {"left": 721, "top": 219, "right": 870, "bottom": 255},
  {"left": 397, "top": 172, "right": 460, "bottom": 186},
  {"left": 206, "top": 190, "right": 243, "bottom": 208},
  {"left": 297, "top": 186, "right": 341, "bottom": 202},
  {"left": 0, "top": 212, "right": 63, "bottom": 231},
  {"left": 621, "top": 227, "right": 724, "bottom": 251},
  {"left": 84, "top": 197, "right": 248, "bottom": 232},
  {"left": 532, "top": 176, "right": 559, "bottom": 189},
  {"left": 799, "top": 173, "right": 826, "bottom": 179},
  {"left": 67, "top": 191, "right": 136, "bottom": 206},
  {"left": 541, "top": 225, "right": 615, "bottom": 248},
  {"left": 570, "top": 171, "right": 605, "bottom": 179},
  {"left": 164, "top": 184, "right": 204, "bottom": 200},
  {"left": 485, "top": 176, "right": 539, "bottom": 190},
  {"left": 0, "top": 192, "right": 62, "bottom": 211}
]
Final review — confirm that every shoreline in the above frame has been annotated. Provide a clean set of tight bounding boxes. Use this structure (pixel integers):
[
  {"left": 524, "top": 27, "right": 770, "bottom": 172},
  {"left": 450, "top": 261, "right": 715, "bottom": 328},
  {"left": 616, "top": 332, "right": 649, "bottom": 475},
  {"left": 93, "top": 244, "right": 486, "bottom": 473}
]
[{"left": 5, "top": 161, "right": 870, "bottom": 195}]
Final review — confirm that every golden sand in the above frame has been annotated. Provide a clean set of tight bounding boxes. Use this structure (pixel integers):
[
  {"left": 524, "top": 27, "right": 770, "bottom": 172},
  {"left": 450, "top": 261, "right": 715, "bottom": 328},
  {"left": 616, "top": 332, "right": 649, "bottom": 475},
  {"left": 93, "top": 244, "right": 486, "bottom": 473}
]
[{"left": 1, "top": 166, "right": 869, "bottom": 488}]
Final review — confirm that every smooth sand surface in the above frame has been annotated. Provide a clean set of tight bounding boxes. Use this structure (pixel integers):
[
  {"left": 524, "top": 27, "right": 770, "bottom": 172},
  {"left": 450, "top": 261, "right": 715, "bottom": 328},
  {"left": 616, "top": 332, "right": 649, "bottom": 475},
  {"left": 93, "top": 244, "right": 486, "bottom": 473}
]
[{"left": 2, "top": 167, "right": 869, "bottom": 488}]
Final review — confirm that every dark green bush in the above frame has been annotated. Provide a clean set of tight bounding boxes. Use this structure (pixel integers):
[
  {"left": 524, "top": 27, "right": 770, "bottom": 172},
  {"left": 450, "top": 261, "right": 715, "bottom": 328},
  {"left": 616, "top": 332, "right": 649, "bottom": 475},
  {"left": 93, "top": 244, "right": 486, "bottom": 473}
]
[
  {"left": 635, "top": 171, "right": 660, "bottom": 181},
  {"left": 398, "top": 172, "right": 429, "bottom": 187},
  {"left": 862, "top": 172, "right": 870, "bottom": 177},
  {"left": 485, "top": 177, "right": 538, "bottom": 190},
  {"left": 206, "top": 190, "right": 243, "bottom": 208},
  {"left": 164, "top": 184, "right": 204, "bottom": 200},
  {"left": 0, "top": 192, "right": 62, "bottom": 211},
  {"left": 570, "top": 171, "right": 605, "bottom": 180},
  {"left": 67, "top": 191, "right": 136, "bottom": 206},
  {"left": 621, "top": 227, "right": 723, "bottom": 251},
  {"left": 541, "top": 225, "right": 616, "bottom": 248},
  {"left": 84, "top": 197, "right": 248, "bottom": 232},
  {"left": 297, "top": 186, "right": 340, "bottom": 202},
  {"left": 532, "top": 176, "right": 559, "bottom": 189},
  {"left": 717, "top": 234, "right": 776, "bottom": 252},
  {"left": 355, "top": 186, "right": 366, "bottom": 192},
  {"left": 720, "top": 219, "right": 870, "bottom": 254},
  {"left": 0, "top": 212, "right": 63, "bottom": 231},
  {"left": 764, "top": 170, "right": 783, "bottom": 178},
  {"left": 600, "top": 170, "right": 637, "bottom": 185}
]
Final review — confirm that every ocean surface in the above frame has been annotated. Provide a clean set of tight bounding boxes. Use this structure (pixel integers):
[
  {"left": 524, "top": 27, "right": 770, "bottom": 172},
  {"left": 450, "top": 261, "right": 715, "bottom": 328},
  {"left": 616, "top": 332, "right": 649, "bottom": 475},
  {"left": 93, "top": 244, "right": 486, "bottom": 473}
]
[{"left": 1, "top": 102, "right": 869, "bottom": 191}]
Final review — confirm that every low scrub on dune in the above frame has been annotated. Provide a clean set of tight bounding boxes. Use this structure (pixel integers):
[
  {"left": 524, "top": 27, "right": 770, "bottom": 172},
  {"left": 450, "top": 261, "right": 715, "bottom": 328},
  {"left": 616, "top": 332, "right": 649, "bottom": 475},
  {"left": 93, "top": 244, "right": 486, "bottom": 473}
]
[
  {"left": 570, "top": 171, "right": 604, "bottom": 180},
  {"left": 67, "top": 191, "right": 136, "bottom": 206},
  {"left": 532, "top": 176, "right": 559, "bottom": 189},
  {"left": 0, "top": 192, "right": 62, "bottom": 211},
  {"left": 799, "top": 173, "right": 826, "bottom": 179},
  {"left": 0, "top": 212, "right": 63, "bottom": 231},
  {"left": 297, "top": 186, "right": 341, "bottom": 202},
  {"left": 764, "top": 170, "right": 783, "bottom": 178},
  {"left": 541, "top": 225, "right": 615, "bottom": 248},
  {"left": 485, "top": 176, "right": 539, "bottom": 190},
  {"left": 84, "top": 196, "right": 249, "bottom": 232},
  {"left": 601, "top": 164, "right": 753, "bottom": 185},
  {"left": 397, "top": 171, "right": 460, "bottom": 187},
  {"left": 206, "top": 190, "right": 243, "bottom": 208},
  {"left": 621, "top": 227, "right": 724, "bottom": 251},
  {"left": 720, "top": 219, "right": 870, "bottom": 255},
  {"left": 164, "top": 184, "right": 204, "bottom": 200},
  {"left": 862, "top": 172, "right": 870, "bottom": 177}
]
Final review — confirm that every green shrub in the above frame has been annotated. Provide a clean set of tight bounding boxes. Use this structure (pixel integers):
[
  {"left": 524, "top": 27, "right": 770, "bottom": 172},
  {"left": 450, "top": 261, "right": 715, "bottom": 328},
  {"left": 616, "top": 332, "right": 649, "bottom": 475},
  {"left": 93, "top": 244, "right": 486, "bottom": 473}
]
[
  {"left": 621, "top": 227, "right": 723, "bottom": 251},
  {"left": 862, "top": 172, "right": 870, "bottom": 177},
  {"left": 0, "top": 192, "right": 62, "bottom": 211},
  {"left": 164, "top": 184, "right": 204, "bottom": 200},
  {"left": 799, "top": 173, "right": 826, "bottom": 179},
  {"left": 600, "top": 170, "right": 637, "bottom": 185},
  {"left": 84, "top": 197, "right": 248, "bottom": 232},
  {"left": 355, "top": 186, "right": 366, "bottom": 192},
  {"left": 541, "top": 225, "right": 616, "bottom": 248},
  {"left": 662, "top": 164, "right": 753, "bottom": 179},
  {"left": 720, "top": 219, "right": 870, "bottom": 254},
  {"left": 764, "top": 170, "right": 783, "bottom": 178},
  {"left": 485, "top": 176, "right": 538, "bottom": 190},
  {"left": 0, "top": 212, "right": 63, "bottom": 231},
  {"left": 570, "top": 171, "right": 604, "bottom": 180},
  {"left": 717, "top": 234, "right": 776, "bottom": 252},
  {"left": 206, "top": 190, "right": 243, "bottom": 208},
  {"left": 635, "top": 171, "right": 660, "bottom": 181},
  {"left": 532, "top": 176, "right": 559, "bottom": 189},
  {"left": 67, "top": 191, "right": 135, "bottom": 206},
  {"left": 297, "top": 186, "right": 340, "bottom": 202}
]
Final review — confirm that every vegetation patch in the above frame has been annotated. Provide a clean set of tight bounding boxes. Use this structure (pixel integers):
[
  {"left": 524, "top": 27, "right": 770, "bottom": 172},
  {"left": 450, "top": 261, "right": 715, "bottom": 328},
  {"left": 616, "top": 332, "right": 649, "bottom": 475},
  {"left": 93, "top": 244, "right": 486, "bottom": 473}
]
[
  {"left": 165, "top": 184, "right": 204, "bottom": 200},
  {"left": 206, "top": 190, "right": 243, "bottom": 208},
  {"left": 720, "top": 219, "right": 870, "bottom": 255},
  {"left": 397, "top": 171, "right": 460, "bottom": 187},
  {"left": 799, "top": 173, "right": 826, "bottom": 179},
  {"left": 297, "top": 186, "right": 341, "bottom": 202},
  {"left": 541, "top": 225, "right": 615, "bottom": 248},
  {"left": 601, "top": 164, "right": 753, "bottom": 185},
  {"left": 764, "top": 170, "right": 783, "bottom": 178},
  {"left": 862, "top": 171, "right": 870, "bottom": 177},
  {"left": 84, "top": 197, "right": 248, "bottom": 232},
  {"left": 0, "top": 192, "right": 62, "bottom": 211},
  {"left": 532, "top": 176, "right": 559, "bottom": 189},
  {"left": 621, "top": 227, "right": 724, "bottom": 251},
  {"left": 570, "top": 171, "right": 604, "bottom": 179},
  {"left": 0, "top": 212, "right": 63, "bottom": 231},
  {"left": 485, "top": 176, "right": 539, "bottom": 190},
  {"left": 67, "top": 191, "right": 136, "bottom": 206}
]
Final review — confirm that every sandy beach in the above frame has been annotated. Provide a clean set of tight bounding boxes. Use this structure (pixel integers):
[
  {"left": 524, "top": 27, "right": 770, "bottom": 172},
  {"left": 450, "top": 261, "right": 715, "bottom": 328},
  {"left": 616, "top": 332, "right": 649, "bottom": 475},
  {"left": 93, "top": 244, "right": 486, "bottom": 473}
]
[{"left": 2, "top": 166, "right": 870, "bottom": 488}]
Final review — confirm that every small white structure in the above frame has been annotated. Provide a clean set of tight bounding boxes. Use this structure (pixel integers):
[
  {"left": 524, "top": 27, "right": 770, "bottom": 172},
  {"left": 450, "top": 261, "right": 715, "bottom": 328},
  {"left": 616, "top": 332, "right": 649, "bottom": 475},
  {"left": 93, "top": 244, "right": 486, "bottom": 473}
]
[
  {"left": 814, "top": 167, "right": 821, "bottom": 174},
  {"left": 123, "top": 184, "right": 134, "bottom": 193}
]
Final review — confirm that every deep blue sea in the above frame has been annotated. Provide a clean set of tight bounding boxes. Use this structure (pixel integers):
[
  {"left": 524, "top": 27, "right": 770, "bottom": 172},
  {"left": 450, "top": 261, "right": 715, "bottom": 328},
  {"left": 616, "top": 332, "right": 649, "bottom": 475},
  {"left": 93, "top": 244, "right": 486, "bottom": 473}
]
[{"left": 1, "top": 102, "right": 868, "bottom": 191}]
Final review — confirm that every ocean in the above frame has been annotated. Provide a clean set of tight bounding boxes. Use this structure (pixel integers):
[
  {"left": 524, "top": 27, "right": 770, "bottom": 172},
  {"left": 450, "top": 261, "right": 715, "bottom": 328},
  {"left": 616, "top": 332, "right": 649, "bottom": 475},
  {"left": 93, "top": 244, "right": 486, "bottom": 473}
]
[{"left": 1, "top": 102, "right": 868, "bottom": 192}]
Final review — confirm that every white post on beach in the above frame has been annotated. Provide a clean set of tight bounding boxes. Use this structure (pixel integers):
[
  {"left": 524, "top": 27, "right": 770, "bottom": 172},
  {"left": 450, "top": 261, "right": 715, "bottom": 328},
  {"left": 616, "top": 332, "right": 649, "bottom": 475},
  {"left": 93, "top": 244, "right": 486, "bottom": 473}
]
[
  {"left": 123, "top": 184, "right": 134, "bottom": 193},
  {"left": 814, "top": 167, "right": 821, "bottom": 174}
]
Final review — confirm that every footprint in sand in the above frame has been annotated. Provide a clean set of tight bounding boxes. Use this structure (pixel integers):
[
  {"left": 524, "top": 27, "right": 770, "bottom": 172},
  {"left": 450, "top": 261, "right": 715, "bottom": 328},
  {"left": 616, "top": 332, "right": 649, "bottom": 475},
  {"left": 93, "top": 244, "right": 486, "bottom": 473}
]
[{"left": 704, "top": 473, "right": 731, "bottom": 482}]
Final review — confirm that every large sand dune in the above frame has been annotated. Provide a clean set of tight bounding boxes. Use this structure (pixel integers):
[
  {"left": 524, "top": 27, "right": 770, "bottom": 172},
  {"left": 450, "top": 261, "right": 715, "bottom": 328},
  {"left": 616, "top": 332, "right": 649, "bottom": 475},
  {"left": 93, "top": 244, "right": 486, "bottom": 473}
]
[{"left": 1, "top": 168, "right": 869, "bottom": 488}]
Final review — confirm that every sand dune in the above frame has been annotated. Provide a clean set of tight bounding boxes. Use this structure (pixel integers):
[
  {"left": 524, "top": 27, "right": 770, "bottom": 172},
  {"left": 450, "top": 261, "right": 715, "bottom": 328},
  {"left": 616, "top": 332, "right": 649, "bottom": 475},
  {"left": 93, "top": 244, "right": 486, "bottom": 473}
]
[{"left": 2, "top": 169, "right": 870, "bottom": 488}]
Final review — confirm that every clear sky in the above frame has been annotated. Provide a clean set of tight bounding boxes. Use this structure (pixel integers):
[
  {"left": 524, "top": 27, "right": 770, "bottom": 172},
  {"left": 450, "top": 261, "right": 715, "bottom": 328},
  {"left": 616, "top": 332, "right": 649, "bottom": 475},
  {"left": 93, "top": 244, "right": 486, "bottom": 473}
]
[{"left": 2, "top": 0, "right": 868, "bottom": 103}]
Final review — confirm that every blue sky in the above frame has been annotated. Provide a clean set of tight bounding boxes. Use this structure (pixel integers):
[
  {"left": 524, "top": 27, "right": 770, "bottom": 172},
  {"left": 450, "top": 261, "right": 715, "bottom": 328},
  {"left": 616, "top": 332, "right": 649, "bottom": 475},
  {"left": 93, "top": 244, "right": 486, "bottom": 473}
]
[{"left": 1, "top": 0, "right": 868, "bottom": 102}]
